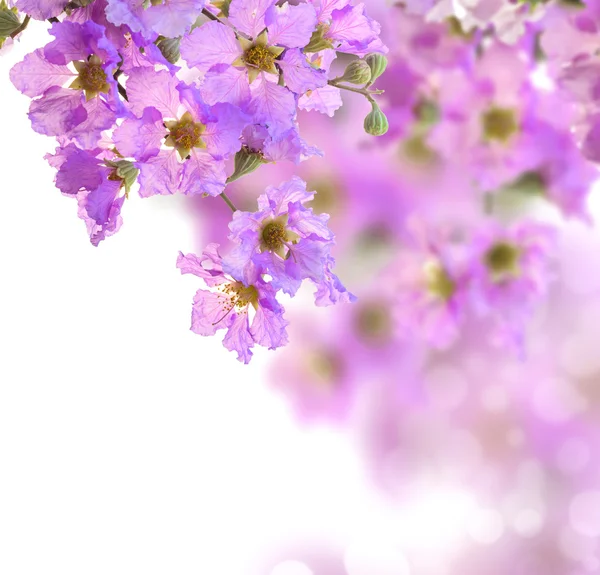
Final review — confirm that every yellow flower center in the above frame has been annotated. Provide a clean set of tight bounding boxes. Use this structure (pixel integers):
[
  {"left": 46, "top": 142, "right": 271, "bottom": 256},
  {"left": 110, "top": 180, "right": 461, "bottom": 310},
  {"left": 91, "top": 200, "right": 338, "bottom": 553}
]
[
  {"left": 164, "top": 112, "right": 206, "bottom": 159},
  {"left": 244, "top": 44, "right": 275, "bottom": 71},
  {"left": 482, "top": 107, "right": 519, "bottom": 143},
  {"left": 261, "top": 221, "right": 288, "bottom": 251},
  {"left": 485, "top": 241, "right": 521, "bottom": 279},
  {"left": 355, "top": 303, "right": 392, "bottom": 344},
  {"left": 79, "top": 63, "right": 107, "bottom": 91},
  {"left": 423, "top": 260, "right": 456, "bottom": 301}
]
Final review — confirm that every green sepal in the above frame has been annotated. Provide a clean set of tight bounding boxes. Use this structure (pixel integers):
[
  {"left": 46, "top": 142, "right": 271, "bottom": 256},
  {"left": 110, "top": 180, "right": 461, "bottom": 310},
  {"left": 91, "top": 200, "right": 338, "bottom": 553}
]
[
  {"left": 304, "top": 24, "right": 334, "bottom": 53},
  {"left": 155, "top": 36, "right": 181, "bottom": 64},
  {"left": 226, "top": 147, "right": 265, "bottom": 183},
  {"left": 106, "top": 160, "right": 139, "bottom": 196},
  {"left": 0, "top": 5, "right": 22, "bottom": 38}
]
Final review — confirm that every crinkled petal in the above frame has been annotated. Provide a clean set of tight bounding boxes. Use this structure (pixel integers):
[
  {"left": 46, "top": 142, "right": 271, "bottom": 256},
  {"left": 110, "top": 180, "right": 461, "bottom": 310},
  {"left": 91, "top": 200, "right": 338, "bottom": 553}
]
[
  {"left": 84, "top": 178, "right": 122, "bottom": 225},
  {"left": 258, "top": 175, "right": 314, "bottom": 212},
  {"left": 223, "top": 312, "right": 254, "bottom": 363},
  {"left": 177, "top": 245, "right": 227, "bottom": 287},
  {"left": 66, "top": 97, "right": 117, "bottom": 150},
  {"left": 265, "top": 2, "right": 317, "bottom": 48},
  {"left": 141, "top": 0, "right": 205, "bottom": 38},
  {"left": 15, "top": 0, "right": 63, "bottom": 20},
  {"left": 180, "top": 150, "right": 227, "bottom": 196},
  {"left": 126, "top": 67, "right": 181, "bottom": 118},
  {"left": 200, "top": 64, "right": 251, "bottom": 107},
  {"left": 138, "top": 149, "right": 181, "bottom": 197},
  {"left": 298, "top": 84, "right": 342, "bottom": 117},
  {"left": 228, "top": 0, "right": 275, "bottom": 38},
  {"left": 113, "top": 107, "right": 164, "bottom": 161},
  {"left": 201, "top": 103, "right": 248, "bottom": 158},
  {"left": 28, "top": 87, "right": 87, "bottom": 137},
  {"left": 180, "top": 20, "right": 241, "bottom": 73},
  {"left": 280, "top": 48, "right": 327, "bottom": 94},
  {"left": 55, "top": 146, "right": 103, "bottom": 195},
  {"left": 249, "top": 76, "right": 296, "bottom": 129},
  {"left": 287, "top": 201, "right": 333, "bottom": 240},
  {"left": 190, "top": 289, "right": 230, "bottom": 336},
  {"left": 250, "top": 297, "right": 289, "bottom": 349},
  {"left": 10, "top": 49, "right": 75, "bottom": 98}
]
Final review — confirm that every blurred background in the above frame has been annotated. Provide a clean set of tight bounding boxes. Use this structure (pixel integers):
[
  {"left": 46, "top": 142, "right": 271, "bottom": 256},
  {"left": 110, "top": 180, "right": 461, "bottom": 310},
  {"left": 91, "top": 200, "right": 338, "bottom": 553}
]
[{"left": 3, "top": 5, "right": 600, "bottom": 575}]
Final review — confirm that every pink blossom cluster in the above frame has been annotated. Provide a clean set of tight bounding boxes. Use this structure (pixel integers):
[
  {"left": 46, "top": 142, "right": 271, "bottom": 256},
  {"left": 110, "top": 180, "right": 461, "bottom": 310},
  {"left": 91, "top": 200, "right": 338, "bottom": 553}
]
[{"left": 2, "top": 0, "right": 386, "bottom": 361}]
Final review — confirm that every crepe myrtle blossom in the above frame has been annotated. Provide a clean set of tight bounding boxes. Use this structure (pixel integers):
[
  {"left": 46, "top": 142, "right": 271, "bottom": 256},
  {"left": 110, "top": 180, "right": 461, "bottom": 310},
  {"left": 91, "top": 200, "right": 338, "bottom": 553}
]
[
  {"left": 223, "top": 176, "right": 355, "bottom": 305},
  {"left": 180, "top": 0, "right": 386, "bottom": 127},
  {"left": 113, "top": 67, "right": 247, "bottom": 198},
  {"left": 391, "top": 217, "right": 469, "bottom": 350},
  {"left": 177, "top": 244, "right": 289, "bottom": 363},
  {"left": 45, "top": 143, "right": 138, "bottom": 246},
  {"left": 467, "top": 220, "right": 555, "bottom": 351},
  {"left": 9, "top": 21, "right": 121, "bottom": 147}
]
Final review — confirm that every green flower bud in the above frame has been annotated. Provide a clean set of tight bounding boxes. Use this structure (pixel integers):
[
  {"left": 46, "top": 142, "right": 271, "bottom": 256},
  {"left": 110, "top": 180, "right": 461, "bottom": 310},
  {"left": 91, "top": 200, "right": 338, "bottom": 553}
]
[
  {"left": 0, "top": 2, "right": 22, "bottom": 39},
  {"left": 365, "top": 53, "right": 388, "bottom": 83},
  {"left": 226, "top": 147, "right": 265, "bottom": 183},
  {"left": 364, "top": 102, "right": 388, "bottom": 136},
  {"left": 339, "top": 59, "right": 372, "bottom": 85},
  {"left": 155, "top": 36, "right": 181, "bottom": 64}
]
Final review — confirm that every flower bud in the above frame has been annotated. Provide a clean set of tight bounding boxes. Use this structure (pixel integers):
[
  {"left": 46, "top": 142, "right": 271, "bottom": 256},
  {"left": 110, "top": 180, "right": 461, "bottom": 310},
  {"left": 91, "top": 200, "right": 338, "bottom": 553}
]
[
  {"left": 339, "top": 59, "right": 372, "bottom": 85},
  {"left": 156, "top": 36, "right": 181, "bottom": 64},
  {"left": 364, "top": 102, "right": 389, "bottom": 136},
  {"left": 365, "top": 53, "right": 388, "bottom": 83},
  {"left": 227, "top": 147, "right": 265, "bottom": 183}
]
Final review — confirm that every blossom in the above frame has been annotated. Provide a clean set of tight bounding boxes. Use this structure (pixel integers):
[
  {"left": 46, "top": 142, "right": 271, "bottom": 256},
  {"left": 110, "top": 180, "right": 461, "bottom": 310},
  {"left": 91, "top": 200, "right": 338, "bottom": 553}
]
[
  {"left": 45, "top": 143, "right": 137, "bottom": 245},
  {"left": 223, "top": 176, "right": 353, "bottom": 304},
  {"left": 391, "top": 217, "right": 469, "bottom": 349},
  {"left": 113, "top": 67, "right": 247, "bottom": 198},
  {"left": 466, "top": 220, "right": 555, "bottom": 351},
  {"left": 177, "top": 244, "right": 289, "bottom": 363},
  {"left": 10, "top": 21, "right": 121, "bottom": 145}
]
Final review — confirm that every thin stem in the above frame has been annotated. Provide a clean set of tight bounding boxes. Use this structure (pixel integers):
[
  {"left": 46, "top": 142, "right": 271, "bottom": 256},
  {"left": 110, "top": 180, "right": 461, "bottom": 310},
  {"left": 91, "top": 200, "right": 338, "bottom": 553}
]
[
  {"left": 9, "top": 14, "right": 30, "bottom": 39},
  {"left": 117, "top": 82, "right": 128, "bottom": 101},
  {"left": 47, "top": 16, "right": 59, "bottom": 23},
  {"left": 328, "top": 79, "right": 383, "bottom": 97},
  {"left": 201, "top": 8, "right": 222, "bottom": 23},
  {"left": 220, "top": 191, "right": 237, "bottom": 212}
]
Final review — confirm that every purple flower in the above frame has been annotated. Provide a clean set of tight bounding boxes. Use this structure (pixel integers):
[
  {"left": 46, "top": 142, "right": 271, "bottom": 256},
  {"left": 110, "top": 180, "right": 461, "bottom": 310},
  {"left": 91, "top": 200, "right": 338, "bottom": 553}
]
[
  {"left": 180, "top": 0, "right": 325, "bottom": 127},
  {"left": 10, "top": 21, "right": 121, "bottom": 145},
  {"left": 177, "top": 244, "right": 289, "bottom": 363},
  {"left": 45, "top": 143, "right": 135, "bottom": 245},
  {"left": 391, "top": 217, "right": 469, "bottom": 349},
  {"left": 313, "top": 0, "right": 387, "bottom": 57},
  {"left": 467, "top": 220, "right": 556, "bottom": 351},
  {"left": 113, "top": 68, "right": 247, "bottom": 197},
  {"left": 223, "top": 176, "right": 353, "bottom": 303}
]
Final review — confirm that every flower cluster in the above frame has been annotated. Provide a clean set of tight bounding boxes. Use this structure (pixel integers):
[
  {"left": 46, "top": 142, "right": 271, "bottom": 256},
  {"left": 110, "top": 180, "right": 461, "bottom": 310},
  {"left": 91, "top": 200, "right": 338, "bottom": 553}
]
[
  {"left": 178, "top": 177, "right": 354, "bottom": 362},
  {"left": 5, "top": 0, "right": 386, "bottom": 359}
]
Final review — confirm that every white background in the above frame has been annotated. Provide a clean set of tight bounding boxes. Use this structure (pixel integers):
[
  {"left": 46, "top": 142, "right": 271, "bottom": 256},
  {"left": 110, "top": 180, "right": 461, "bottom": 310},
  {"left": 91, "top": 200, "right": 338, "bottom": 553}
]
[{"left": 0, "top": 23, "right": 377, "bottom": 575}]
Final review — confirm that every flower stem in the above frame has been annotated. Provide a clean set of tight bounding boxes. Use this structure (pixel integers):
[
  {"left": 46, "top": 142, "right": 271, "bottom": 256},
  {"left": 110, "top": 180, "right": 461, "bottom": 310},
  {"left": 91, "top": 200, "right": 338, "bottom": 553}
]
[
  {"left": 9, "top": 14, "right": 30, "bottom": 39},
  {"left": 220, "top": 191, "right": 237, "bottom": 212},
  {"left": 328, "top": 79, "right": 384, "bottom": 98}
]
